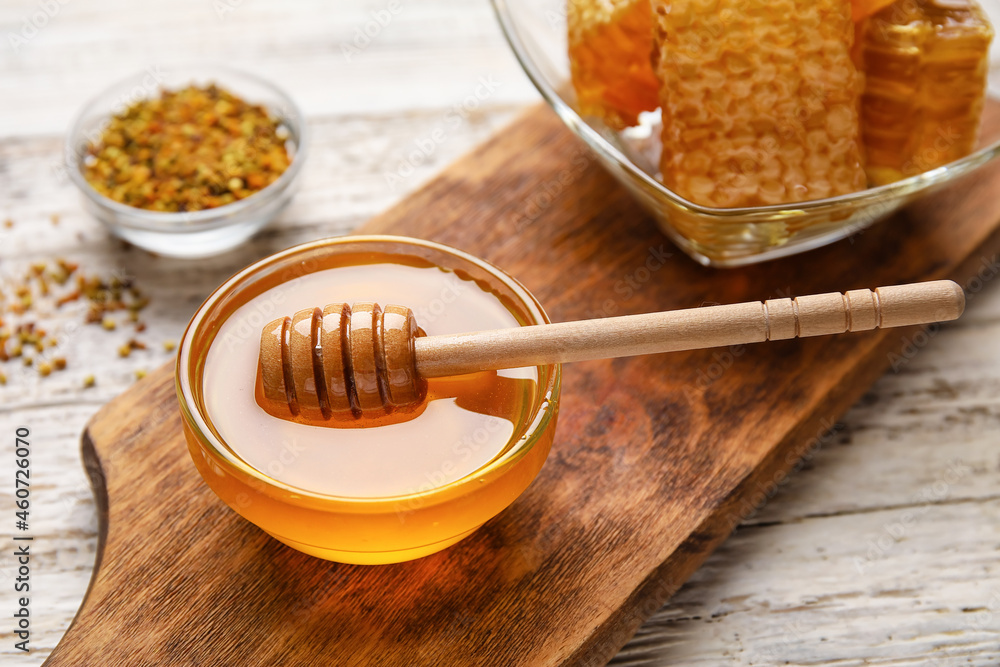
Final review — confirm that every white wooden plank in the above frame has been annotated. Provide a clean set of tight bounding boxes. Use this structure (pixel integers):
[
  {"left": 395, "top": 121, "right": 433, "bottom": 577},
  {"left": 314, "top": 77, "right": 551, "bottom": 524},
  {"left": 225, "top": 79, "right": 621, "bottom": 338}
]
[
  {"left": 613, "top": 500, "right": 1000, "bottom": 667},
  {"left": 746, "top": 317, "right": 1000, "bottom": 527},
  {"left": 0, "top": 404, "right": 102, "bottom": 666},
  {"left": 0, "top": 0, "right": 539, "bottom": 137}
]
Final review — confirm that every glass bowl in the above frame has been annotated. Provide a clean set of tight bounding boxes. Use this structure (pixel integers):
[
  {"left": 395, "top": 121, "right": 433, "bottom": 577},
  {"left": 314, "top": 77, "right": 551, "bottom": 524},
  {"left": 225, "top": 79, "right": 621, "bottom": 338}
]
[
  {"left": 176, "top": 235, "right": 561, "bottom": 564},
  {"left": 492, "top": 0, "right": 1000, "bottom": 267},
  {"left": 65, "top": 66, "right": 307, "bottom": 258}
]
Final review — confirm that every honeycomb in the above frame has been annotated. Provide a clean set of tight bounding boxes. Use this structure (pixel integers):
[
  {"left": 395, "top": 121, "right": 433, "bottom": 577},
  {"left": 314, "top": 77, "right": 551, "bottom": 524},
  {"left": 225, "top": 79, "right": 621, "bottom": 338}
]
[
  {"left": 651, "top": 0, "right": 868, "bottom": 208},
  {"left": 859, "top": 0, "right": 994, "bottom": 185},
  {"left": 568, "top": 0, "right": 660, "bottom": 129}
]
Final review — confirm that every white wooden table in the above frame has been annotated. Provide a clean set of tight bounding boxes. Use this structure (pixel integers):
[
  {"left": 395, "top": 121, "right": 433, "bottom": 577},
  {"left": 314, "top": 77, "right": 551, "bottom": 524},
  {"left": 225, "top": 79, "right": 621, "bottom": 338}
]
[{"left": 0, "top": 1, "right": 998, "bottom": 665}]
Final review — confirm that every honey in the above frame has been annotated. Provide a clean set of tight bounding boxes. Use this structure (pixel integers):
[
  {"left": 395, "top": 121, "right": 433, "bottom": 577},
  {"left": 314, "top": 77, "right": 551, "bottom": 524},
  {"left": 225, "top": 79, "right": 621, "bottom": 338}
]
[
  {"left": 177, "top": 237, "right": 560, "bottom": 564},
  {"left": 859, "top": 0, "right": 994, "bottom": 185},
  {"left": 651, "top": 0, "right": 868, "bottom": 208},
  {"left": 853, "top": 0, "right": 898, "bottom": 22},
  {"left": 568, "top": 0, "right": 660, "bottom": 130},
  {"left": 205, "top": 262, "right": 536, "bottom": 497}
]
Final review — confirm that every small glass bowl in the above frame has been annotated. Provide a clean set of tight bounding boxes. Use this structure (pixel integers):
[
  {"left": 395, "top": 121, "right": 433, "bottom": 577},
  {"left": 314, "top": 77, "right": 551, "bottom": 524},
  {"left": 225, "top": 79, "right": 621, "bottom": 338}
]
[
  {"left": 65, "top": 66, "right": 307, "bottom": 258},
  {"left": 176, "top": 235, "right": 561, "bottom": 564},
  {"left": 492, "top": 0, "right": 1000, "bottom": 267}
]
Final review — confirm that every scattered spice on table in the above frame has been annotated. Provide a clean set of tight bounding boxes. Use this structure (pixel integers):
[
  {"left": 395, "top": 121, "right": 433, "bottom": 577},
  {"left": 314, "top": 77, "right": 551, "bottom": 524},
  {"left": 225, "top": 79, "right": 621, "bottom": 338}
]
[
  {"left": 118, "top": 339, "right": 147, "bottom": 358},
  {"left": 0, "top": 252, "right": 166, "bottom": 382},
  {"left": 82, "top": 84, "right": 292, "bottom": 212}
]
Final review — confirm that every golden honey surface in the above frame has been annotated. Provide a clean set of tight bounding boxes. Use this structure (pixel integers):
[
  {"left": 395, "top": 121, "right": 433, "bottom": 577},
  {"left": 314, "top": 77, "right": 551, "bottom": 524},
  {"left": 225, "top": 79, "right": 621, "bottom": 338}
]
[
  {"left": 652, "top": 0, "right": 867, "bottom": 208},
  {"left": 203, "top": 258, "right": 538, "bottom": 498},
  {"left": 854, "top": 0, "right": 899, "bottom": 22},
  {"left": 860, "top": 0, "right": 994, "bottom": 185},
  {"left": 568, "top": 0, "right": 660, "bottom": 129}
]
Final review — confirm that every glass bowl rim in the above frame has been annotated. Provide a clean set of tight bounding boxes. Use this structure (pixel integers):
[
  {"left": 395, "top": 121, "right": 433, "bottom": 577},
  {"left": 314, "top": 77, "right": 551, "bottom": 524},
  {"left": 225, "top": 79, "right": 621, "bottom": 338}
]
[
  {"left": 176, "top": 234, "right": 562, "bottom": 507},
  {"left": 490, "top": 0, "right": 1000, "bottom": 219},
  {"left": 64, "top": 64, "right": 309, "bottom": 233}
]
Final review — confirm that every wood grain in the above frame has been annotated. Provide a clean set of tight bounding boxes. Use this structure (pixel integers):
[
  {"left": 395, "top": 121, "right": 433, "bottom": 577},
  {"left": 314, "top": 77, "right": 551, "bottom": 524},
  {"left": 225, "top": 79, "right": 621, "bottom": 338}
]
[
  {"left": 39, "top": 102, "right": 1000, "bottom": 666},
  {"left": 262, "top": 282, "right": 967, "bottom": 395},
  {"left": 411, "top": 281, "right": 966, "bottom": 376}
]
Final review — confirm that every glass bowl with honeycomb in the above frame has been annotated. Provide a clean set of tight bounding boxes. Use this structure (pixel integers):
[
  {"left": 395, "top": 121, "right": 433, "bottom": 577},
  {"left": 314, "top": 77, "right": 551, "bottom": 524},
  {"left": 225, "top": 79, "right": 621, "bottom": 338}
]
[{"left": 492, "top": 0, "right": 1000, "bottom": 267}]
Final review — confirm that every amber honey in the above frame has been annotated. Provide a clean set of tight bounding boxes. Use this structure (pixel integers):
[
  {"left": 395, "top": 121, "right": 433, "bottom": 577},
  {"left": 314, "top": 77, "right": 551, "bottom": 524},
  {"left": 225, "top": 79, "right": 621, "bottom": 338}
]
[
  {"left": 206, "top": 261, "right": 537, "bottom": 497},
  {"left": 568, "top": 0, "right": 660, "bottom": 130},
  {"left": 859, "top": 0, "right": 994, "bottom": 185},
  {"left": 177, "top": 236, "right": 560, "bottom": 564}
]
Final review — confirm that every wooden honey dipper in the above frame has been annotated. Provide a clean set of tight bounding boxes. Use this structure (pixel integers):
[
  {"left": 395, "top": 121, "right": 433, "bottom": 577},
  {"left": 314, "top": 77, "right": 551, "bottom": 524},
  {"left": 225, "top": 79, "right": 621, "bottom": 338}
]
[{"left": 258, "top": 280, "right": 965, "bottom": 422}]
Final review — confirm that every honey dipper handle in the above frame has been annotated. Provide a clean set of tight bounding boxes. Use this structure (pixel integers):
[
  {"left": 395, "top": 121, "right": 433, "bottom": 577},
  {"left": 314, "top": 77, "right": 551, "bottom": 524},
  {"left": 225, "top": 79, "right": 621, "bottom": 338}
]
[{"left": 412, "top": 281, "right": 966, "bottom": 377}]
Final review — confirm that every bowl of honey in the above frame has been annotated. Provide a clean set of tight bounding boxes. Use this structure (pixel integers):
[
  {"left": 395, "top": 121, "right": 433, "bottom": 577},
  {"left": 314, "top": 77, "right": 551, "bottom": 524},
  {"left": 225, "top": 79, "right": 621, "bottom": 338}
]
[
  {"left": 176, "top": 236, "right": 561, "bottom": 564},
  {"left": 493, "top": 0, "right": 1000, "bottom": 267}
]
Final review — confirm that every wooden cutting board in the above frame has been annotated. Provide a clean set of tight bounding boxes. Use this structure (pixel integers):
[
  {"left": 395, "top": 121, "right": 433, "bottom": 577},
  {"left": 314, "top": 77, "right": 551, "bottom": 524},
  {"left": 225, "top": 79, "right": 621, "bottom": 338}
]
[{"left": 46, "top": 104, "right": 1000, "bottom": 667}]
